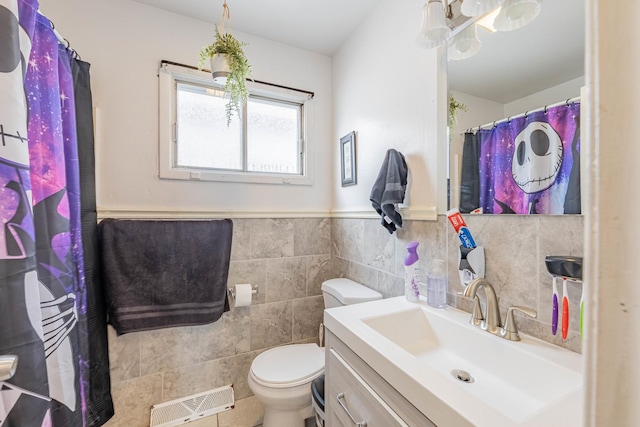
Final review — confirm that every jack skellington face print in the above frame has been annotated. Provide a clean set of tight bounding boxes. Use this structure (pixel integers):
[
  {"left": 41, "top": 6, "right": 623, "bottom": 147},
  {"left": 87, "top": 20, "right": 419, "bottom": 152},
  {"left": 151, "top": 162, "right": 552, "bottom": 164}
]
[{"left": 511, "top": 121, "right": 564, "bottom": 194}]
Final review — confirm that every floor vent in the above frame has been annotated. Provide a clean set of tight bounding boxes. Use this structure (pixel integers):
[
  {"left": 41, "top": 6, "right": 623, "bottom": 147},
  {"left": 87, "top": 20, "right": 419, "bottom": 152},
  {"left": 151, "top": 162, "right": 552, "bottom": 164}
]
[{"left": 150, "top": 384, "right": 234, "bottom": 427}]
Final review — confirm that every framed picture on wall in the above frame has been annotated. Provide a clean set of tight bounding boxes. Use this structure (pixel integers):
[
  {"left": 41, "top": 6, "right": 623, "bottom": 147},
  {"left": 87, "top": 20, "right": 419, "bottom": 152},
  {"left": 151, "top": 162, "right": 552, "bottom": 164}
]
[{"left": 340, "top": 131, "right": 356, "bottom": 187}]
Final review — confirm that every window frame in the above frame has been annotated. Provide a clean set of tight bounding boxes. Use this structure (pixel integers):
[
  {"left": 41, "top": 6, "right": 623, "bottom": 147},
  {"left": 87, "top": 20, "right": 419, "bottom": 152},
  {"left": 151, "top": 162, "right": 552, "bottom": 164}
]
[{"left": 159, "top": 63, "right": 314, "bottom": 185}]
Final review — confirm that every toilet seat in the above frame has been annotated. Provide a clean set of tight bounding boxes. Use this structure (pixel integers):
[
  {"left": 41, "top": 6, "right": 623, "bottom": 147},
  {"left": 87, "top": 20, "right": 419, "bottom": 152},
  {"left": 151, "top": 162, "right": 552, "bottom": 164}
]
[{"left": 250, "top": 344, "right": 324, "bottom": 388}]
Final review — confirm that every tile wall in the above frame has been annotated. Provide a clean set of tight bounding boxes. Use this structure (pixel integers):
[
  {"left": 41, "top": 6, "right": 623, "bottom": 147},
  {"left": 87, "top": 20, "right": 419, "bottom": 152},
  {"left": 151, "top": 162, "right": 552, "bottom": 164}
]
[
  {"left": 104, "top": 214, "right": 583, "bottom": 426},
  {"left": 104, "top": 218, "right": 331, "bottom": 427},
  {"left": 331, "top": 215, "right": 584, "bottom": 353}
]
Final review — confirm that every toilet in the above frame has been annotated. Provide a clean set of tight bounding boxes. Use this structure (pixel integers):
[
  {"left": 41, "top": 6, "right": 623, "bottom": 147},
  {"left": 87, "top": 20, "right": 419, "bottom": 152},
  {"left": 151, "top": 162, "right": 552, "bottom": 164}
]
[{"left": 248, "top": 278, "right": 383, "bottom": 427}]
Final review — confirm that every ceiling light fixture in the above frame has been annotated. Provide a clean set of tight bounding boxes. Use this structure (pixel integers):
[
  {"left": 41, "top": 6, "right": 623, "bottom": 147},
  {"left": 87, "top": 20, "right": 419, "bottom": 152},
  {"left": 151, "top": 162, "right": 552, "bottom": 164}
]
[
  {"left": 475, "top": 7, "right": 501, "bottom": 32},
  {"left": 416, "top": 0, "right": 452, "bottom": 49},
  {"left": 420, "top": 0, "right": 542, "bottom": 55},
  {"left": 448, "top": 23, "right": 482, "bottom": 60},
  {"left": 493, "top": 0, "right": 541, "bottom": 31},
  {"left": 460, "top": 0, "right": 504, "bottom": 17}
]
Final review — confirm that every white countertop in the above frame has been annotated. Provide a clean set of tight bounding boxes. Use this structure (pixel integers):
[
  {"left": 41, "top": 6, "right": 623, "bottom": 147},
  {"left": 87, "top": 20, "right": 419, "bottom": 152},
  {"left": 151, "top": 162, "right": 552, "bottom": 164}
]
[{"left": 324, "top": 296, "right": 584, "bottom": 427}]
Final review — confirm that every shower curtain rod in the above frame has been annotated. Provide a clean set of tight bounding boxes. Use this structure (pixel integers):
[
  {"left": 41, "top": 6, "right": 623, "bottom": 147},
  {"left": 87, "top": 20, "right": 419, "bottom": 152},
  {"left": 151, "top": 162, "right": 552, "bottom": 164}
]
[
  {"left": 463, "top": 96, "right": 581, "bottom": 134},
  {"left": 161, "top": 60, "right": 315, "bottom": 99}
]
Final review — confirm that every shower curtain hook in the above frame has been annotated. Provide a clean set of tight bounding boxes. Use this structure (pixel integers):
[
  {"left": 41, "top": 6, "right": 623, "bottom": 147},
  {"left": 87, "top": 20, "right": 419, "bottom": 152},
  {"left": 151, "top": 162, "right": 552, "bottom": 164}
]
[
  {"left": 544, "top": 105, "right": 549, "bottom": 114},
  {"left": 566, "top": 98, "right": 571, "bottom": 107}
]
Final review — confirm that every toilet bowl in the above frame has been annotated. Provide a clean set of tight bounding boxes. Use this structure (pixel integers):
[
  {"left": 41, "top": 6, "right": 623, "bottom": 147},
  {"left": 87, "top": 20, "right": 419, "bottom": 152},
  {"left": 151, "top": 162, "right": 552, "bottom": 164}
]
[
  {"left": 248, "top": 278, "right": 382, "bottom": 427},
  {"left": 249, "top": 344, "right": 324, "bottom": 426}
]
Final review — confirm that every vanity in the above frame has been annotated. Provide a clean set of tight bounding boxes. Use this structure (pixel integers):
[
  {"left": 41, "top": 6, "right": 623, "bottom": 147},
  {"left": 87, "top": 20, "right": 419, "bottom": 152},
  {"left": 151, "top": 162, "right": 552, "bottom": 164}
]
[
  {"left": 323, "top": 297, "right": 583, "bottom": 426},
  {"left": 325, "top": 330, "right": 435, "bottom": 427}
]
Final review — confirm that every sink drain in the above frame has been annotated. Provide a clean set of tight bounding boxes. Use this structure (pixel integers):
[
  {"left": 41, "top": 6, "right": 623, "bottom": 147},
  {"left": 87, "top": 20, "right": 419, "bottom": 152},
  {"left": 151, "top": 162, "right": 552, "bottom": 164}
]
[{"left": 451, "top": 369, "right": 474, "bottom": 383}]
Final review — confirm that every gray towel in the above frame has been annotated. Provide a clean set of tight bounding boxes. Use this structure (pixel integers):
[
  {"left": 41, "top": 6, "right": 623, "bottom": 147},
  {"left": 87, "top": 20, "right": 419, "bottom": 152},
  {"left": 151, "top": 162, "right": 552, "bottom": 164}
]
[
  {"left": 99, "top": 219, "right": 232, "bottom": 334},
  {"left": 370, "top": 149, "right": 408, "bottom": 234}
]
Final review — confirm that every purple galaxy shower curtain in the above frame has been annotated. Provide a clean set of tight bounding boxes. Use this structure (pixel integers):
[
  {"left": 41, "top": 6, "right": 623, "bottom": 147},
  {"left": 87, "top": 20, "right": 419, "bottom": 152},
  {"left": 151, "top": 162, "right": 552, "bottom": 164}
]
[
  {"left": 477, "top": 102, "right": 581, "bottom": 215},
  {"left": 26, "top": 11, "right": 88, "bottom": 426},
  {"left": 0, "top": 0, "right": 111, "bottom": 425},
  {"left": 0, "top": 0, "right": 50, "bottom": 425}
]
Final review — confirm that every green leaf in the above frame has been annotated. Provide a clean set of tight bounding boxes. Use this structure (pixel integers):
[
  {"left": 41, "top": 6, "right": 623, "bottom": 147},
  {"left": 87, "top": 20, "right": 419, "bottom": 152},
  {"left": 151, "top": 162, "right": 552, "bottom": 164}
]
[{"left": 199, "top": 26, "right": 252, "bottom": 126}]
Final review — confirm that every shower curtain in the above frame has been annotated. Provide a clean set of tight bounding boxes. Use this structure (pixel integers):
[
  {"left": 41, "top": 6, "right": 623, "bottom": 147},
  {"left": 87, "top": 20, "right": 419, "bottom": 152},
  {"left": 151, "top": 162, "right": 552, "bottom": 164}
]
[
  {"left": 470, "top": 102, "right": 581, "bottom": 215},
  {"left": 459, "top": 132, "right": 480, "bottom": 213},
  {"left": 0, "top": 0, "right": 113, "bottom": 425}
]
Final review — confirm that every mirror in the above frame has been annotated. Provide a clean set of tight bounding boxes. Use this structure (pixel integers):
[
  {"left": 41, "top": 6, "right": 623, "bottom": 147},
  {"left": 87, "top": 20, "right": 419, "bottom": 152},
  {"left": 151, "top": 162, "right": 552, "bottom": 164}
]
[{"left": 447, "top": 0, "right": 585, "bottom": 214}]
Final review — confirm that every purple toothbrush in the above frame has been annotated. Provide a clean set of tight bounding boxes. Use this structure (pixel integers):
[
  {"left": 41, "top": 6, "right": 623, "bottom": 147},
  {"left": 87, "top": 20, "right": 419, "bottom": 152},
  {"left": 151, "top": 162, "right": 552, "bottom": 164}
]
[{"left": 552, "top": 276, "right": 559, "bottom": 335}]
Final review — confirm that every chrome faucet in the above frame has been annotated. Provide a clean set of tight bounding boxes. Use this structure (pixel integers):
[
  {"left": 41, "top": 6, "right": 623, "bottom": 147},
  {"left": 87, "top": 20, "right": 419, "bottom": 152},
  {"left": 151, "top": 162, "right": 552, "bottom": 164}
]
[{"left": 463, "top": 278, "right": 502, "bottom": 335}]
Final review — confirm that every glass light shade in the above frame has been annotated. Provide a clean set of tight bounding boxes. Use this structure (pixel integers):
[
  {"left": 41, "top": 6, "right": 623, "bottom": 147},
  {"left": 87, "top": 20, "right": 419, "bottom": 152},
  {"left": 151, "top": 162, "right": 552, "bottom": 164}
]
[
  {"left": 460, "top": 0, "right": 504, "bottom": 17},
  {"left": 476, "top": 7, "right": 501, "bottom": 32},
  {"left": 448, "top": 24, "right": 482, "bottom": 60},
  {"left": 416, "top": 1, "right": 452, "bottom": 49},
  {"left": 493, "top": 0, "right": 541, "bottom": 31}
]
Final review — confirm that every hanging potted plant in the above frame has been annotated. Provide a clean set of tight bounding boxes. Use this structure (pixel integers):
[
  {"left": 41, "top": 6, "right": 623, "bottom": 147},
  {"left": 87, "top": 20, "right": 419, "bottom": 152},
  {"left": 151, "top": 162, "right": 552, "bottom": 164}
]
[
  {"left": 448, "top": 94, "right": 468, "bottom": 130},
  {"left": 198, "top": 1, "right": 251, "bottom": 125}
]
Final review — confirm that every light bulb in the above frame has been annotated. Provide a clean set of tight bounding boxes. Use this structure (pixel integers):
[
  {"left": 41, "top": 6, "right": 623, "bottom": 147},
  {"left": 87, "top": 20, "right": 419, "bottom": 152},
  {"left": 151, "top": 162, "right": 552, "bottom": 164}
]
[
  {"left": 494, "top": 0, "right": 541, "bottom": 31},
  {"left": 416, "top": 1, "right": 451, "bottom": 49}
]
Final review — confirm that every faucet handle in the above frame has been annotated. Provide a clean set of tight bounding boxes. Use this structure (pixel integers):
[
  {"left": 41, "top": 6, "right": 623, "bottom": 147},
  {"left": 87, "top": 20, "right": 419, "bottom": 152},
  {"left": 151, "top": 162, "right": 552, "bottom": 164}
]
[{"left": 502, "top": 306, "right": 537, "bottom": 341}]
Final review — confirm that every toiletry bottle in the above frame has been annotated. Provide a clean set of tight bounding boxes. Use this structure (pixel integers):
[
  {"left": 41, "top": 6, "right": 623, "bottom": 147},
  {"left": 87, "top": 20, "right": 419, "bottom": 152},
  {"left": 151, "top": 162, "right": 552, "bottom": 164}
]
[
  {"left": 427, "top": 259, "right": 447, "bottom": 308},
  {"left": 404, "top": 242, "right": 421, "bottom": 302}
]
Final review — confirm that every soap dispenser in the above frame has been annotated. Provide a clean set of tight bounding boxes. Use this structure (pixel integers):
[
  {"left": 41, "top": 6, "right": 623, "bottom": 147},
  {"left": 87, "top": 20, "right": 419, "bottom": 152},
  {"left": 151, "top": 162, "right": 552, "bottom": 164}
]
[
  {"left": 404, "top": 242, "right": 422, "bottom": 302},
  {"left": 427, "top": 259, "right": 447, "bottom": 308}
]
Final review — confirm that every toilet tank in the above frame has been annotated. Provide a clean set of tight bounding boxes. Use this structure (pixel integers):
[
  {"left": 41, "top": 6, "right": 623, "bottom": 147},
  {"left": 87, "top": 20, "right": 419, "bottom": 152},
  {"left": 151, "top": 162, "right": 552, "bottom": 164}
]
[{"left": 321, "top": 278, "right": 382, "bottom": 309}]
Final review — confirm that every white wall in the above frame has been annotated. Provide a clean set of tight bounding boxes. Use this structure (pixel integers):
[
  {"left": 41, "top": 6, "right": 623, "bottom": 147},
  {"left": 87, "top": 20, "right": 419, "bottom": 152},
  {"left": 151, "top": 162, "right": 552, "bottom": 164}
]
[
  {"left": 331, "top": 0, "right": 444, "bottom": 217},
  {"left": 39, "top": 0, "right": 333, "bottom": 215},
  {"left": 452, "top": 76, "right": 584, "bottom": 134},
  {"left": 505, "top": 76, "right": 584, "bottom": 116}
]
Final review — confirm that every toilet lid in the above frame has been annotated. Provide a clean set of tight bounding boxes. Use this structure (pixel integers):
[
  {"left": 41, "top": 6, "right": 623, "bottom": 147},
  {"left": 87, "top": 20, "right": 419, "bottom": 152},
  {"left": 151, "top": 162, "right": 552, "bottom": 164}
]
[{"left": 251, "top": 344, "right": 324, "bottom": 388}]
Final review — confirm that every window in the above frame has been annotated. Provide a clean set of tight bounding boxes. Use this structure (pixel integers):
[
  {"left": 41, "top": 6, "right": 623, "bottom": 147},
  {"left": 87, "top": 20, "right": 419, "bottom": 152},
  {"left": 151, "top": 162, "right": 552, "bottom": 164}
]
[{"left": 159, "top": 63, "right": 313, "bottom": 185}]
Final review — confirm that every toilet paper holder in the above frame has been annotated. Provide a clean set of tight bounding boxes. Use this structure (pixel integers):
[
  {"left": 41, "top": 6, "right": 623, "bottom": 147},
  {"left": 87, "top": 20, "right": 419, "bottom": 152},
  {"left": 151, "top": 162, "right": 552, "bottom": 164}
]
[{"left": 227, "top": 284, "right": 259, "bottom": 299}]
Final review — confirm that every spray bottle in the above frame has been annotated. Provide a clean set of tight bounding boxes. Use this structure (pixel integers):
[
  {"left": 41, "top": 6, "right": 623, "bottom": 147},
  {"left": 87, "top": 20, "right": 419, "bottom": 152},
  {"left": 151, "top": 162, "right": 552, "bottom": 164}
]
[{"left": 404, "top": 242, "right": 422, "bottom": 302}]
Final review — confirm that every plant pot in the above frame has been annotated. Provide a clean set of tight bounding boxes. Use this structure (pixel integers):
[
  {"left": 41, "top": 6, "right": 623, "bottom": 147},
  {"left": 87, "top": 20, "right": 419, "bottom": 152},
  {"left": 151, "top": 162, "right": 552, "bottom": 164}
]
[{"left": 210, "top": 54, "right": 231, "bottom": 85}]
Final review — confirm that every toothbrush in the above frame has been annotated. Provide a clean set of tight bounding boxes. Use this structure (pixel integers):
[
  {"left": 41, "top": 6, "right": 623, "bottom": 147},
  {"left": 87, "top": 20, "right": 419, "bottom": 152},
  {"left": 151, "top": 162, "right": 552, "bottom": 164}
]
[
  {"left": 561, "top": 277, "right": 569, "bottom": 341},
  {"left": 551, "top": 276, "right": 559, "bottom": 335}
]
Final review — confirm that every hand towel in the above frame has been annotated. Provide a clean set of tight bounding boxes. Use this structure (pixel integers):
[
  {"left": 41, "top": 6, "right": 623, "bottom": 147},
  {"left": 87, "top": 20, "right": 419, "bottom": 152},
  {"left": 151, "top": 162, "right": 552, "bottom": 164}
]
[
  {"left": 99, "top": 219, "right": 232, "bottom": 334},
  {"left": 369, "top": 149, "right": 408, "bottom": 234}
]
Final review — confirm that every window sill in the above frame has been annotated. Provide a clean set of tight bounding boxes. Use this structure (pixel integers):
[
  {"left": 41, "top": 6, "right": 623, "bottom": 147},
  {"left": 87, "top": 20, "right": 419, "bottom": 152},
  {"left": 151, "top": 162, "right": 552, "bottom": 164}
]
[{"left": 159, "top": 168, "right": 313, "bottom": 185}]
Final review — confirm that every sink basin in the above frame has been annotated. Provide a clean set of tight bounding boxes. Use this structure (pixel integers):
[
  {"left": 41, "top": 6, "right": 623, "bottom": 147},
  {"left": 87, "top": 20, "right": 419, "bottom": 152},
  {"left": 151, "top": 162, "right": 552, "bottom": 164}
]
[{"left": 324, "top": 296, "right": 583, "bottom": 426}]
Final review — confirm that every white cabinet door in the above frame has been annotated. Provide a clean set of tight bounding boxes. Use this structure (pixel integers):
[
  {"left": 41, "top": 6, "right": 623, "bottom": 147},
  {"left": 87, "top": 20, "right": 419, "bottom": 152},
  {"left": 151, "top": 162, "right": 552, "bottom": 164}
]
[{"left": 327, "top": 349, "right": 410, "bottom": 427}]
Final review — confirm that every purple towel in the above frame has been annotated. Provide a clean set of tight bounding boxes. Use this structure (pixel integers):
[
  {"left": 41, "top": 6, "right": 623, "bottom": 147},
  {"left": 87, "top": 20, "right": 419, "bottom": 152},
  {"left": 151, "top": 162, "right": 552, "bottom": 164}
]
[{"left": 99, "top": 219, "right": 232, "bottom": 334}]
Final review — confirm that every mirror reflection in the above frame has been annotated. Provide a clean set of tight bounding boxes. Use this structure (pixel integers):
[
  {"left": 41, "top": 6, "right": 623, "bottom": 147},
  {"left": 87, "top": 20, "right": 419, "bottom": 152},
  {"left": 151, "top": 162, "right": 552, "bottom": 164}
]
[{"left": 447, "top": 0, "right": 585, "bottom": 215}]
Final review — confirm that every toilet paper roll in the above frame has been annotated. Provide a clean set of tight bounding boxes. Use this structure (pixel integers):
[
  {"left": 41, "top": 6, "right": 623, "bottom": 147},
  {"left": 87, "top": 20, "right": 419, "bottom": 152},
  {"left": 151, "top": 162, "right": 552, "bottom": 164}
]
[{"left": 234, "top": 284, "right": 253, "bottom": 307}]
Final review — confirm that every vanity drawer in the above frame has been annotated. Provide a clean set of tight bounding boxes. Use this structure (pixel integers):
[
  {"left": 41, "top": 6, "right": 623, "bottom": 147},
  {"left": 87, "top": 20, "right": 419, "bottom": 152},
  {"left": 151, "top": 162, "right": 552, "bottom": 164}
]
[
  {"left": 325, "top": 331, "right": 436, "bottom": 427},
  {"left": 328, "top": 348, "right": 409, "bottom": 427}
]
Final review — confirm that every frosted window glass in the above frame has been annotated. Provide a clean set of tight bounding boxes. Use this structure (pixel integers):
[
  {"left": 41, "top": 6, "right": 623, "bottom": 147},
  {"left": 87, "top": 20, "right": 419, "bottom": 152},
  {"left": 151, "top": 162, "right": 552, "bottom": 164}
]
[
  {"left": 247, "top": 98, "right": 300, "bottom": 174},
  {"left": 176, "top": 83, "right": 242, "bottom": 170}
]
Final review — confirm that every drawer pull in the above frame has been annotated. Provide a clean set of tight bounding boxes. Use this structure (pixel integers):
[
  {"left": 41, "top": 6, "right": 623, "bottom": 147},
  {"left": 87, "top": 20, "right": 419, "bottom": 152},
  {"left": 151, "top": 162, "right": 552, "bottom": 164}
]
[{"left": 337, "top": 392, "right": 367, "bottom": 427}]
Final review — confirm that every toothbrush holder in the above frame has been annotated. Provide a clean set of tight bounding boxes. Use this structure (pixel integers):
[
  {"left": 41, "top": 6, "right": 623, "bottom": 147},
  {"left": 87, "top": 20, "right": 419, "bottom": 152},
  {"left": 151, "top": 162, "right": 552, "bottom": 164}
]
[{"left": 458, "top": 245, "right": 485, "bottom": 288}]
